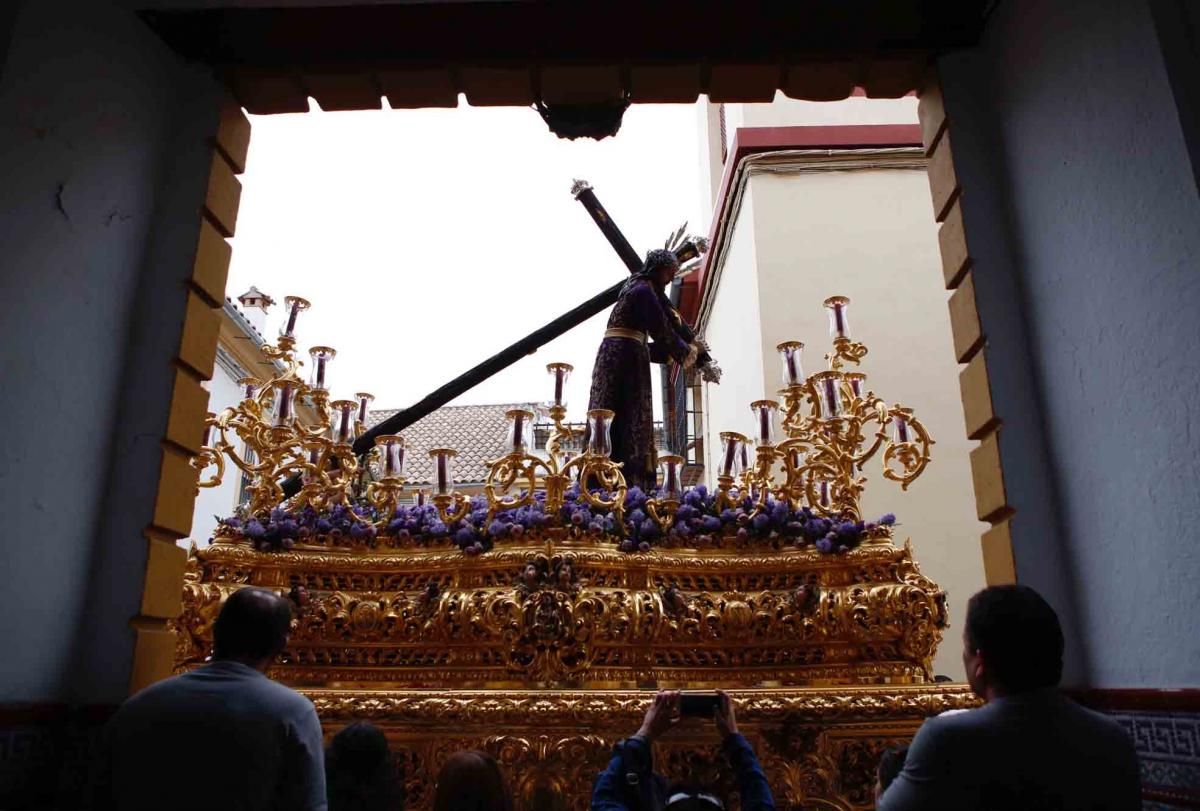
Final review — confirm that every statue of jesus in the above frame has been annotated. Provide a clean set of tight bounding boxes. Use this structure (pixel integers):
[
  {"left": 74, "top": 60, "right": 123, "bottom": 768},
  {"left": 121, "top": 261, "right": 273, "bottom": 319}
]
[{"left": 585, "top": 249, "right": 699, "bottom": 491}]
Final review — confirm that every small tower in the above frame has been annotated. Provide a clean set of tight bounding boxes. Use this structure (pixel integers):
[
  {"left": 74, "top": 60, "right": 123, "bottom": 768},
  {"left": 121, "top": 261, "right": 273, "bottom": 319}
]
[{"left": 236, "top": 286, "right": 275, "bottom": 335}]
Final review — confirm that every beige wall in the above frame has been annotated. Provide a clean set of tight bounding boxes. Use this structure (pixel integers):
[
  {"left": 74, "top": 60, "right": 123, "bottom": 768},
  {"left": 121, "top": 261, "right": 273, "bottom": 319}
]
[
  {"left": 699, "top": 158, "right": 987, "bottom": 679},
  {"left": 701, "top": 190, "right": 765, "bottom": 478}
]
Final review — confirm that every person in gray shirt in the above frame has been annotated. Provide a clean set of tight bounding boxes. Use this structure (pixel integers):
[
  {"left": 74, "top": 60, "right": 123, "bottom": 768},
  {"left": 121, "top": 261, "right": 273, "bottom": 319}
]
[
  {"left": 91, "top": 587, "right": 327, "bottom": 811},
  {"left": 879, "top": 585, "right": 1140, "bottom": 811}
]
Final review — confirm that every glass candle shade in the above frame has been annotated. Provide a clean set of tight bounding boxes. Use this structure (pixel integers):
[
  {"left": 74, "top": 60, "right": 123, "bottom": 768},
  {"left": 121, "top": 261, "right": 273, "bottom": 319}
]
[
  {"left": 750, "top": 400, "right": 779, "bottom": 446},
  {"left": 845, "top": 372, "right": 866, "bottom": 400},
  {"left": 329, "top": 400, "right": 356, "bottom": 445},
  {"left": 376, "top": 435, "right": 406, "bottom": 479},
  {"left": 280, "top": 296, "right": 310, "bottom": 338},
  {"left": 506, "top": 409, "right": 534, "bottom": 454},
  {"left": 307, "top": 346, "right": 336, "bottom": 391},
  {"left": 817, "top": 479, "right": 831, "bottom": 508},
  {"left": 355, "top": 392, "right": 375, "bottom": 428},
  {"left": 658, "top": 454, "right": 684, "bottom": 499},
  {"left": 547, "top": 363, "right": 573, "bottom": 407},
  {"left": 429, "top": 448, "right": 457, "bottom": 495},
  {"left": 416, "top": 490, "right": 426, "bottom": 507},
  {"left": 739, "top": 439, "right": 753, "bottom": 474},
  {"left": 201, "top": 415, "right": 216, "bottom": 448},
  {"left": 892, "top": 413, "right": 912, "bottom": 444},
  {"left": 586, "top": 409, "right": 614, "bottom": 457},
  {"left": 777, "top": 341, "right": 806, "bottom": 387},
  {"left": 718, "top": 432, "right": 748, "bottom": 478},
  {"left": 238, "top": 377, "right": 261, "bottom": 401},
  {"left": 824, "top": 296, "right": 851, "bottom": 339},
  {"left": 788, "top": 448, "right": 807, "bottom": 471},
  {"left": 812, "top": 372, "right": 844, "bottom": 420},
  {"left": 272, "top": 382, "right": 299, "bottom": 426}
]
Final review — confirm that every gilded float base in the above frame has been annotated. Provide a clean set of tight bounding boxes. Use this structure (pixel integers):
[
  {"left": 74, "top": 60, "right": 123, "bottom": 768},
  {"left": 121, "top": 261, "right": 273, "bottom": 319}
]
[{"left": 310, "top": 684, "right": 978, "bottom": 811}]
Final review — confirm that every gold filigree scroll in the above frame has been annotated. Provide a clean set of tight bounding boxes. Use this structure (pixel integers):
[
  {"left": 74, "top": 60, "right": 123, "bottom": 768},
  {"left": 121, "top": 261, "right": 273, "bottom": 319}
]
[
  {"left": 310, "top": 686, "right": 978, "bottom": 811},
  {"left": 175, "top": 532, "right": 948, "bottom": 687}
]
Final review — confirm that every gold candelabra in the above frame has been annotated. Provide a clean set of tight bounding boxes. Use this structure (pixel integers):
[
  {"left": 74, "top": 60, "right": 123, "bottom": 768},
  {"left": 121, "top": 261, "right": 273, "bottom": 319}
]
[
  {"left": 482, "top": 363, "right": 628, "bottom": 524},
  {"left": 715, "top": 295, "right": 933, "bottom": 526},
  {"left": 192, "top": 295, "right": 376, "bottom": 519}
]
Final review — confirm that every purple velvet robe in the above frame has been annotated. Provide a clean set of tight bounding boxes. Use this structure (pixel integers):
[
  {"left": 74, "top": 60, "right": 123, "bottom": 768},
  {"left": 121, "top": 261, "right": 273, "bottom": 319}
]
[{"left": 586, "top": 279, "right": 691, "bottom": 490}]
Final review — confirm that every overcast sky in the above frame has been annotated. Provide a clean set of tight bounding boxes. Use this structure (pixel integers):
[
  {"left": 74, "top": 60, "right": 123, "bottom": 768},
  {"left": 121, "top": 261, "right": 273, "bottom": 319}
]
[{"left": 227, "top": 100, "right": 705, "bottom": 421}]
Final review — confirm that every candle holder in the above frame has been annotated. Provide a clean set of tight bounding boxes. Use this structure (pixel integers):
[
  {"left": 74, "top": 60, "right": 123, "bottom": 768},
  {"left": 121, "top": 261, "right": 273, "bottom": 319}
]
[
  {"left": 192, "top": 296, "right": 361, "bottom": 517},
  {"left": 482, "top": 386, "right": 626, "bottom": 526},
  {"left": 307, "top": 346, "right": 336, "bottom": 393},
  {"left": 238, "top": 377, "right": 262, "bottom": 403},
  {"left": 329, "top": 399, "right": 357, "bottom": 446},
  {"left": 354, "top": 392, "right": 375, "bottom": 436},
  {"left": 823, "top": 296, "right": 868, "bottom": 370},
  {"left": 429, "top": 448, "right": 470, "bottom": 524},
  {"left": 366, "top": 435, "right": 407, "bottom": 515},
  {"left": 646, "top": 453, "right": 683, "bottom": 527},
  {"left": 778, "top": 341, "right": 806, "bottom": 387},
  {"left": 278, "top": 295, "right": 310, "bottom": 346},
  {"left": 546, "top": 362, "right": 573, "bottom": 408},
  {"left": 715, "top": 431, "right": 749, "bottom": 510},
  {"left": 717, "top": 295, "right": 935, "bottom": 526}
]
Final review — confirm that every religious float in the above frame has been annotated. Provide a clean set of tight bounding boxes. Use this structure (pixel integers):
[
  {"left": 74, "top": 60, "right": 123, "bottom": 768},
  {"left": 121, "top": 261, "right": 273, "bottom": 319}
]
[{"left": 176, "top": 286, "right": 975, "bottom": 810}]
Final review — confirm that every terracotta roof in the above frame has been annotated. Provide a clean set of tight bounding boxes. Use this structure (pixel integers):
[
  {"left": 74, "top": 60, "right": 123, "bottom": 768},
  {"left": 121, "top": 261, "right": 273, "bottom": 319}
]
[{"left": 368, "top": 402, "right": 542, "bottom": 485}]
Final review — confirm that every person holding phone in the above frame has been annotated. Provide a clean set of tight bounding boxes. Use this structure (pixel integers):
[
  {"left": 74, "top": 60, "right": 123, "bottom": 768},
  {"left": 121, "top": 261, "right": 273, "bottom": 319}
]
[{"left": 589, "top": 690, "right": 775, "bottom": 811}]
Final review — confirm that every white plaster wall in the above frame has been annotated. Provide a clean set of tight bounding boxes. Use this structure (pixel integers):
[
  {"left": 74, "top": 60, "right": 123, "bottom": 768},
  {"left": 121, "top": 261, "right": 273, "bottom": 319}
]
[
  {"left": 940, "top": 0, "right": 1200, "bottom": 686},
  {"left": 701, "top": 192, "right": 765, "bottom": 478},
  {"left": 746, "top": 168, "right": 987, "bottom": 678},
  {"left": 738, "top": 92, "right": 918, "bottom": 128},
  {"left": 187, "top": 366, "right": 246, "bottom": 549}
]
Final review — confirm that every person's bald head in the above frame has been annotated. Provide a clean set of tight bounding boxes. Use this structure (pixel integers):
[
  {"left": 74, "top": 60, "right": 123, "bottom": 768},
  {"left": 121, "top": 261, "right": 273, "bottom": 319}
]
[{"left": 212, "top": 588, "right": 293, "bottom": 668}]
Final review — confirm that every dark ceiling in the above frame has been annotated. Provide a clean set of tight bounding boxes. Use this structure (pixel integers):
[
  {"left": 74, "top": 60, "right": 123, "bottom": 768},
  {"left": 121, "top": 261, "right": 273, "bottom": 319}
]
[{"left": 139, "top": 1, "right": 995, "bottom": 113}]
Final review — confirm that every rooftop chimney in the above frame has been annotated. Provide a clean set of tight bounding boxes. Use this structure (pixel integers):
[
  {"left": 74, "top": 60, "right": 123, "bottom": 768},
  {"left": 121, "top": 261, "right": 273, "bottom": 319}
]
[{"left": 236, "top": 286, "right": 274, "bottom": 335}]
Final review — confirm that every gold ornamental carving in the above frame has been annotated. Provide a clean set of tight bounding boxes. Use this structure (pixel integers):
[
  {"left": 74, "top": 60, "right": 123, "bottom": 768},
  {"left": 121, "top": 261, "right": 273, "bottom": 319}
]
[{"left": 175, "top": 292, "right": 966, "bottom": 811}]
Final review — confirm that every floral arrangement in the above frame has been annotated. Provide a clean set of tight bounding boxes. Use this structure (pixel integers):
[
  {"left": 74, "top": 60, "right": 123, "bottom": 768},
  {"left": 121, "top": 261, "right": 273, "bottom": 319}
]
[{"left": 216, "top": 485, "right": 896, "bottom": 556}]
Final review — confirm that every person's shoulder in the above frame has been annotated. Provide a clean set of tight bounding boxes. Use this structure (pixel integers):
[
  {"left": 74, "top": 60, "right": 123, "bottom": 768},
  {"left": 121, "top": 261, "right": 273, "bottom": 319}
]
[
  {"left": 1061, "top": 697, "right": 1135, "bottom": 752},
  {"left": 908, "top": 705, "right": 992, "bottom": 752},
  {"left": 254, "top": 675, "right": 316, "bottom": 713}
]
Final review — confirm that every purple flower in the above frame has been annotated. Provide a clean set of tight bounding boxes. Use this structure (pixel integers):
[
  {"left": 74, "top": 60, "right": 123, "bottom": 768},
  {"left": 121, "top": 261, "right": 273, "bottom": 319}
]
[
  {"left": 700, "top": 515, "right": 722, "bottom": 534},
  {"left": 619, "top": 540, "right": 635, "bottom": 553},
  {"left": 454, "top": 527, "right": 476, "bottom": 546},
  {"left": 281, "top": 537, "right": 295, "bottom": 550},
  {"left": 816, "top": 537, "right": 833, "bottom": 553},
  {"left": 349, "top": 523, "right": 367, "bottom": 540},
  {"left": 487, "top": 521, "right": 508, "bottom": 538},
  {"left": 510, "top": 524, "right": 524, "bottom": 538},
  {"left": 736, "top": 527, "right": 750, "bottom": 541},
  {"left": 638, "top": 541, "right": 651, "bottom": 553},
  {"left": 244, "top": 519, "right": 266, "bottom": 540},
  {"left": 588, "top": 522, "right": 603, "bottom": 533},
  {"left": 880, "top": 513, "right": 896, "bottom": 526},
  {"left": 751, "top": 513, "right": 771, "bottom": 533}
]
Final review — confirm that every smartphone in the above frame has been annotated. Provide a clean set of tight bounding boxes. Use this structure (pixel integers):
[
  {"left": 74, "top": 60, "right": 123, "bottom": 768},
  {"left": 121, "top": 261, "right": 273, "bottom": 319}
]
[{"left": 679, "top": 692, "right": 720, "bottom": 717}]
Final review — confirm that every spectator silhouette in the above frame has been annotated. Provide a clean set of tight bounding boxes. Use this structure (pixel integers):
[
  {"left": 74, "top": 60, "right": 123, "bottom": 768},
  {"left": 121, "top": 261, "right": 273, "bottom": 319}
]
[
  {"left": 878, "top": 585, "right": 1139, "bottom": 810},
  {"left": 90, "top": 587, "right": 326, "bottom": 811},
  {"left": 433, "top": 749, "right": 513, "bottom": 811},
  {"left": 591, "top": 690, "right": 775, "bottom": 811},
  {"left": 327, "top": 721, "right": 402, "bottom": 811}
]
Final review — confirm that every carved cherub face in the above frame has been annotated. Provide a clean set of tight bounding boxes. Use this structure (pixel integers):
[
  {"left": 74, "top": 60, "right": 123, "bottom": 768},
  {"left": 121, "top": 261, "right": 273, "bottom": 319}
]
[{"left": 522, "top": 563, "right": 540, "bottom": 585}]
